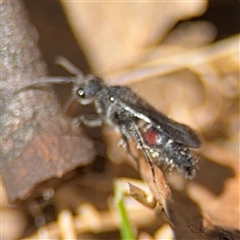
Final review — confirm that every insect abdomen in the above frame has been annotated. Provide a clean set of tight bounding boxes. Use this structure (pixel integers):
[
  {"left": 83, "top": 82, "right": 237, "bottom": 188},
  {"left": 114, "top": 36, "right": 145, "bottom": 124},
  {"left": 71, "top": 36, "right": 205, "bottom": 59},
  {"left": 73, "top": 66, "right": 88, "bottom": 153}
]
[
  {"left": 142, "top": 126, "right": 197, "bottom": 178},
  {"left": 161, "top": 140, "right": 197, "bottom": 178}
]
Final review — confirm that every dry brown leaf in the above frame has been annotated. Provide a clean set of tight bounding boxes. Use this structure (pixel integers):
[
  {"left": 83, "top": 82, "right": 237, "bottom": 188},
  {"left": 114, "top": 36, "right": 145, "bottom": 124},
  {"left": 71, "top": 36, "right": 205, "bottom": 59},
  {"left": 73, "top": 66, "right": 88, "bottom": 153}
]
[
  {"left": 187, "top": 143, "right": 240, "bottom": 230},
  {"left": 1, "top": 0, "right": 96, "bottom": 202}
]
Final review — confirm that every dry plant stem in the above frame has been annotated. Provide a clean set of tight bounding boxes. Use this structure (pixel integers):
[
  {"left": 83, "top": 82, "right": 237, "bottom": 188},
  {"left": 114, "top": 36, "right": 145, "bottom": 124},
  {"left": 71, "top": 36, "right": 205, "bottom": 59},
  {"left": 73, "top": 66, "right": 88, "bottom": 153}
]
[
  {"left": 108, "top": 35, "right": 239, "bottom": 85},
  {"left": 21, "top": 203, "right": 156, "bottom": 239},
  {"left": 137, "top": 155, "right": 173, "bottom": 219},
  {"left": 1, "top": 0, "right": 95, "bottom": 201},
  {"left": 124, "top": 138, "right": 172, "bottom": 216},
  {"left": 58, "top": 210, "right": 78, "bottom": 239},
  {"left": 137, "top": 155, "right": 209, "bottom": 239}
]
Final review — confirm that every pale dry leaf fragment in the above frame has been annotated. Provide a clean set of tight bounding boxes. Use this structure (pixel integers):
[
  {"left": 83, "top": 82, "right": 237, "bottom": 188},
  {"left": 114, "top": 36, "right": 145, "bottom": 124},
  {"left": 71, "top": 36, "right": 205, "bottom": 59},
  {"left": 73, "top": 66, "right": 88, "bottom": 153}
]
[
  {"left": 138, "top": 231, "right": 153, "bottom": 240},
  {"left": 154, "top": 223, "right": 175, "bottom": 240},
  {"left": 112, "top": 178, "right": 159, "bottom": 228},
  {"left": 128, "top": 182, "right": 156, "bottom": 209}
]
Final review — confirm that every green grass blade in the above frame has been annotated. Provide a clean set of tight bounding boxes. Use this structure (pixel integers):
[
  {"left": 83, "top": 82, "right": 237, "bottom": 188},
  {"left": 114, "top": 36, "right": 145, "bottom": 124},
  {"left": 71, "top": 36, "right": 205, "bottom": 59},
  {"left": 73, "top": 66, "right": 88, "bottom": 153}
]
[{"left": 114, "top": 181, "right": 136, "bottom": 240}]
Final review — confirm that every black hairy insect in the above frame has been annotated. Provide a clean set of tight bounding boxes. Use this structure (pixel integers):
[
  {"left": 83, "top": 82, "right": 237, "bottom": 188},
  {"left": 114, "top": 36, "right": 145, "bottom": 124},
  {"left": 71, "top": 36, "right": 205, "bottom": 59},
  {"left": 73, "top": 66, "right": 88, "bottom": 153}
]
[{"left": 17, "top": 57, "right": 202, "bottom": 181}]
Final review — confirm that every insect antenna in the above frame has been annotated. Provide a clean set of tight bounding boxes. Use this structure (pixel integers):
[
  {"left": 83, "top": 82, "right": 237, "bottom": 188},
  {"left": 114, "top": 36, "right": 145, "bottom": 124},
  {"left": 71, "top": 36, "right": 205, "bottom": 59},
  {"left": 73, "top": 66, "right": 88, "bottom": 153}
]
[
  {"left": 14, "top": 77, "right": 73, "bottom": 95},
  {"left": 55, "top": 56, "right": 85, "bottom": 77},
  {"left": 55, "top": 56, "right": 92, "bottom": 86},
  {"left": 15, "top": 57, "right": 86, "bottom": 94}
]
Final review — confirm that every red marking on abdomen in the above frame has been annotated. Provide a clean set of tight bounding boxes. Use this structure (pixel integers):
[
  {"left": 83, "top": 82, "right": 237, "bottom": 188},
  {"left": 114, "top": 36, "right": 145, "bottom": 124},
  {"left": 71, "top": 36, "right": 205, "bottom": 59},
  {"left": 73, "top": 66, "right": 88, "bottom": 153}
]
[{"left": 143, "top": 128, "right": 159, "bottom": 145}]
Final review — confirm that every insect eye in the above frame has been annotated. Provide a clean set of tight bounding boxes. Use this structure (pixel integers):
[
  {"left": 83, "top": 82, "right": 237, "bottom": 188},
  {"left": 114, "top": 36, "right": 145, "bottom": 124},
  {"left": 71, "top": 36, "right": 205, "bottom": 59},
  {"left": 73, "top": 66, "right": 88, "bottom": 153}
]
[
  {"left": 77, "top": 88, "right": 85, "bottom": 98},
  {"left": 109, "top": 96, "right": 115, "bottom": 102}
]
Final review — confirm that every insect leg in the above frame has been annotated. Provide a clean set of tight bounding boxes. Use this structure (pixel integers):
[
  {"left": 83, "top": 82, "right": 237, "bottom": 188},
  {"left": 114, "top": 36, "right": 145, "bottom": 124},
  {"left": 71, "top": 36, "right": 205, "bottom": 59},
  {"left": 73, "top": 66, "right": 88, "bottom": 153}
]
[
  {"left": 74, "top": 115, "right": 103, "bottom": 127},
  {"left": 62, "top": 95, "right": 74, "bottom": 113},
  {"left": 127, "top": 122, "right": 156, "bottom": 183},
  {"left": 118, "top": 131, "right": 131, "bottom": 154}
]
